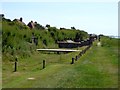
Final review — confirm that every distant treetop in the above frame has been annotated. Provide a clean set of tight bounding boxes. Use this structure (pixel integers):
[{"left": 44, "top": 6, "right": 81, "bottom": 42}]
[{"left": 71, "top": 26, "right": 76, "bottom": 30}]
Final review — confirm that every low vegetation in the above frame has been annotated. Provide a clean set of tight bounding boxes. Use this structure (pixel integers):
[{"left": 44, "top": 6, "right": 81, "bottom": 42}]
[
  {"left": 2, "top": 16, "right": 119, "bottom": 88},
  {"left": 2, "top": 37, "right": 119, "bottom": 88},
  {"left": 2, "top": 17, "right": 88, "bottom": 61}
]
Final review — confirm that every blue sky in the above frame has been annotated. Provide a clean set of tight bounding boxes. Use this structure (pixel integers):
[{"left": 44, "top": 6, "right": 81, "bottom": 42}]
[{"left": 1, "top": 2, "right": 118, "bottom": 36}]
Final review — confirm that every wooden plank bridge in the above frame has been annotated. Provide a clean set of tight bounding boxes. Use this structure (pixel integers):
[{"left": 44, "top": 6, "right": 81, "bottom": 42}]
[{"left": 36, "top": 49, "right": 81, "bottom": 53}]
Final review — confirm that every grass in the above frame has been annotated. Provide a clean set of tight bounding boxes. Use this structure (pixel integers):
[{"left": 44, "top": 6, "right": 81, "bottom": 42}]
[
  {"left": 2, "top": 17, "right": 119, "bottom": 89},
  {"left": 2, "top": 39, "right": 118, "bottom": 88},
  {"left": 2, "top": 19, "right": 89, "bottom": 61},
  {"left": 0, "top": 20, "right": 2, "bottom": 89}
]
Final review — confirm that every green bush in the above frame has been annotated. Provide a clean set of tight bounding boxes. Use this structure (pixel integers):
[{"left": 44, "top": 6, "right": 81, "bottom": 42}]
[{"left": 101, "top": 36, "right": 118, "bottom": 47}]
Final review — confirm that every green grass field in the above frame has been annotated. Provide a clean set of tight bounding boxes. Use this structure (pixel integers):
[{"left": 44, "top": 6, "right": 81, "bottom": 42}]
[
  {"left": 0, "top": 35, "right": 2, "bottom": 89},
  {"left": 2, "top": 38, "right": 118, "bottom": 88}
]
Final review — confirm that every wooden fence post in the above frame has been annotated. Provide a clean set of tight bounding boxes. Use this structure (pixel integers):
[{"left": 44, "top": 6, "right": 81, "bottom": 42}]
[
  {"left": 82, "top": 50, "right": 84, "bottom": 54},
  {"left": 79, "top": 52, "right": 82, "bottom": 56},
  {"left": 71, "top": 58, "right": 74, "bottom": 64},
  {"left": 14, "top": 62, "right": 17, "bottom": 72},
  {"left": 43, "top": 60, "right": 45, "bottom": 69},
  {"left": 78, "top": 55, "right": 80, "bottom": 59},
  {"left": 75, "top": 56, "right": 78, "bottom": 61},
  {"left": 14, "top": 57, "right": 18, "bottom": 72}
]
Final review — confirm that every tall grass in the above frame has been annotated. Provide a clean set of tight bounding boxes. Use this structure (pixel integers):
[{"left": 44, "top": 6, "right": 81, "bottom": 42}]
[
  {"left": 101, "top": 36, "right": 118, "bottom": 47},
  {"left": 2, "top": 18, "right": 89, "bottom": 61}
]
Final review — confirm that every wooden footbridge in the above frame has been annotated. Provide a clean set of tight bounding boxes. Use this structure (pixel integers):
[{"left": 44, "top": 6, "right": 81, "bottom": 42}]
[{"left": 36, "top": 49, "right": 81, "bottom": 53}]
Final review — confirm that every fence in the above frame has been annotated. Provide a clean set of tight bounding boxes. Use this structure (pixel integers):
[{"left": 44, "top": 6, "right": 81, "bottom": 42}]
[
  {"left": 12, "top": 45, "right": 92, "bottom": 72},
  {"left": 71, "top": 44, "right": 91, "bottom": 64}
]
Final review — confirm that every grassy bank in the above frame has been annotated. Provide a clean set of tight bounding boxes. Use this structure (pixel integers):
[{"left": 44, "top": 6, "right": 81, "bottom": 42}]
[
  {"left": 2, "top": 38, "right": 118, "bottom": 88},
  {"left": 2, "top": 18, "right": 88, "bottom": 62},
  {"left": 2, "top": 17, "right": 119, "bottom": 88}
]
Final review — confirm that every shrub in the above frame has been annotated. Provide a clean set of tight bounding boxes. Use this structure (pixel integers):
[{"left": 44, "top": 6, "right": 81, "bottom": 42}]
[{"left": 43, "top": 39, "right": 48, "bottom": 46}]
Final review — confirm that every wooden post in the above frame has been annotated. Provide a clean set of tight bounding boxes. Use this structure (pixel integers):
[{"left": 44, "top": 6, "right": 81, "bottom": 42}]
[
  {"left": 75, "top": 56, "right": 78, "bottom": 61},
  {"left": 82, "top": 50, "right": 84, "bottom": 54},
  {"left": 14, "top": 61, "right": 17, "bottom": 72},
  {"left": 43, "top": 60, "right": 45, "bottom": 69},
  {"left": 14, "top": 57, "right": 18, "bottom": 72},
  {"left": 79, "top": 52, "right": 82, "bottom": 56},
  {"left": 81, "top": 50, "right": 83, "bottom": 54},
  {"left": 71, "top": 58, "right": 74, "bottom": 64},
  {"left": 57, "top": 51, "right": 60, "bottom": 54}
]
